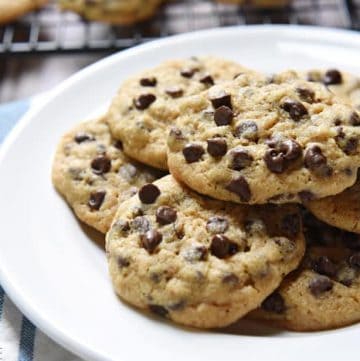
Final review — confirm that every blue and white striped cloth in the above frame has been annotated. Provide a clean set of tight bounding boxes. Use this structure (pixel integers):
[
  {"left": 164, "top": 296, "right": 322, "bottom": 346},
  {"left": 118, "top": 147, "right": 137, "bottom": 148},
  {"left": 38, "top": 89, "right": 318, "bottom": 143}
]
[{"left": 0, "top": 99, "right": 82, "bottom": 361}]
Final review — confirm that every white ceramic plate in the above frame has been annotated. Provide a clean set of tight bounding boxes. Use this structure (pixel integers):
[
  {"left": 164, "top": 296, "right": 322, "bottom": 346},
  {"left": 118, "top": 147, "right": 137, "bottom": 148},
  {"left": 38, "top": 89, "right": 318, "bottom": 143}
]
[{"left": 0, "top": 25, "right": 359, "bottom": 361}]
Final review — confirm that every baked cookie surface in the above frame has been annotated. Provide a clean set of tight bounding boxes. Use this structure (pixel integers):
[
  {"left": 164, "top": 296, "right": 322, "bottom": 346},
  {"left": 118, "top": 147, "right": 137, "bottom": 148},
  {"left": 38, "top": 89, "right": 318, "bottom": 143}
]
[
  {"left": 0, "top": 0, "right": 47, "bottom": 24},
  {"left": 59, "top": 0, "right": 163, "bottom": 25},
  {"left": 167, "top": 72, "right": 360, "bottom": 204},
  {"left": 107, "top": 57, "right": 256, "bottom": 170},
  {"left": 249, "top": 212, "right": 360, "bottom": 331},
  {"left": 106, "top": 175, "right": 305, "bottom": 328},
  {"left": 52, "top": 115, "right": 164, "bottom": 233}
]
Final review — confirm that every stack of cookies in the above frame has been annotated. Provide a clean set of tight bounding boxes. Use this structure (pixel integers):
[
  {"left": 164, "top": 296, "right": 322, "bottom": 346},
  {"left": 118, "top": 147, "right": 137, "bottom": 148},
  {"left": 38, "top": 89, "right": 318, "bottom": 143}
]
[{"left": 52, "top": 56, "right": 360, "bottom": 331}]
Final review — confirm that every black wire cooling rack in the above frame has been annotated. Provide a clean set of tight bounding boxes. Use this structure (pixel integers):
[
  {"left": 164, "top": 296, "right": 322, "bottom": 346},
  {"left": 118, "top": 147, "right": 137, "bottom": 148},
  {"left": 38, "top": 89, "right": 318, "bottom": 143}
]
[{"left": 0, "top": 0, "right": 359, "bottom": 54}]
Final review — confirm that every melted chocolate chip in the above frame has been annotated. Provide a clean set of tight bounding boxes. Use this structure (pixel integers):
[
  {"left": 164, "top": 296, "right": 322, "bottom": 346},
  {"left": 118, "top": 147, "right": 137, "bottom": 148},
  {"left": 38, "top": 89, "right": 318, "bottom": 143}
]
[
  {"left": 138, "top": 184, "right": 161, "bottom": 204},
  {"left": 209, "top": 90, "right": 232, "bottom": 109},
  {"left": 88, "top": 191, "right": 106, "bottom": 210},
  {"left": 183, "top": 143, "right": 204, "bottom": 163},
  {"left": 91, "top": 155, "right": 111, "bottom": 175},
  {"left": 113, "top": 219, "right": 130, "bottom": 234},
  {"left": 74, "top": 132, "right": 94, "bottom": 143},
  {"left": 134, "top": 94, "right": 156, "bottom": 110},
  {"left": 200, "top": 74, "right": 214, "bottom": 86},
  {"left": 180, "top": 68, "right": 198, "bottom": 78},
  {"left": 281, "top": 99, "right": 308, "bottom": 121},
  {"left": 234, "top": 121, "right": 258, "bottom": 141},
  {"left": 230, "top": 148, "right": 253, "bottom": 170},
  {"left": 156, "top": 206, "right": 177, "bottom": 225},
  {"left": 206, "top": 216, "right": 229, "bottom": 234},
  {"left": 222, "top": 273, "right": 239, "bottom": 285},
  {"left": 261, "top": 292, "right": 286, "bottom": 314},
  {"left": 207, "top": 138, "right": 227, "bottom": 157},
  {"left": 304, "top": 146, "right": 332, "bottom": 177},
  {"left": 312, "top": 256, "right": 337, "bottom": 277},
  {"left": 323, "top": 69, "right": 342, "bottom": 85},
  {"left": 117, "top": 256, "right": 130, "bottom": 268},
  {"left": 165, "top": 86, "right": 184, "bottom": 98},
  {"left": 148, "top": 304, "right": 168, "bottom": 317},
  {"left": 226, "top": 176, "right": 251, "bottom": 202},
  {"left": 214, "top": 106, "right": 233, "bottom": 126},
  {"left": 349, "top": 253, "right": 360, "bottom": 269},
  {"left": 141, "top": 230, "right": 163, "bottom": 254},
  {"left": 298, "top": 191, "right": 315, "bottom": 202},
  {"left": 350, "top": 111, "right": 360, "bottom": 126},
  {"left": 210, "top": 234, "right": 237, "bottom": 259},
  {"left": 335, "top": 129, "right": 358, "bottom": 155},
  {"left": 309, "top": 276, "right": 333, "bottom": 296},
  {"left": 140, "top": 77, "right": 157, "bottom": 87},
  {"left": 132, "top": 216, "right": 151, "bottom": 233},
  {"left": 281, "top": 213, "right": 300, "bottom": 238},
  {"left": 114, "top": 140, "right": 123, "bottom": 150},
  {"left": 296, "top": 87, "right": 315, "bottom": 103}
]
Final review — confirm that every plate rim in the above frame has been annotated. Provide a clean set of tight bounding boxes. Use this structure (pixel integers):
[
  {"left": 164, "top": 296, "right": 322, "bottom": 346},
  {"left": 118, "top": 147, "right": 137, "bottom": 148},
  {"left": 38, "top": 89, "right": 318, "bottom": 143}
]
[{"left": 1, "top": 24, "right": 360, "bottom": 361}]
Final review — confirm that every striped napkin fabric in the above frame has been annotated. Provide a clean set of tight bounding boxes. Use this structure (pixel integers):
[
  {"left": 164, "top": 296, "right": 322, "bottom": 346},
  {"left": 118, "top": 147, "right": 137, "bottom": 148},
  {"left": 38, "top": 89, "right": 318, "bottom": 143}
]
[{"left": 0, "top": 99, "right": 82, "bottom": 361}]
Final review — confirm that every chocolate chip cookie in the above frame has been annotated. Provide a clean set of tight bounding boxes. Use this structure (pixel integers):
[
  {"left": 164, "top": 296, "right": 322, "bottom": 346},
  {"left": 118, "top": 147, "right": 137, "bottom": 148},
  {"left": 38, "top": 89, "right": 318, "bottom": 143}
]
[
  {"left": 0, "top": 0, "right": 48, "bottom": 24},
  {"left": 249, "top": 212, "right": 360, "bottom": 331},
  {"left": 52, "top": 115, "right": 164, "bottom": 233},
  {"left": 106, "top": 175, "right": 305, "bottom": 328},
  {"left": 59, "top": 0, "right": 163, "bottom": 25},
  {"left": 107, "top": 57, "right": 258, "bottom": 170},
  {"left": 167, "top": 72, "right": 360, "bottom": 204}
]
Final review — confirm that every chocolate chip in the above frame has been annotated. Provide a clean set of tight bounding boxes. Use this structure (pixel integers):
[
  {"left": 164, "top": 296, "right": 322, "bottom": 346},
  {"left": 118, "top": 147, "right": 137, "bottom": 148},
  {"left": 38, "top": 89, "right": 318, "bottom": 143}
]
[
  {"left": 88, "top": 191, "right": 106, "bottom": 210},
  {"left": 312, "top": 256, "right": 337, "bottom": 277},
  {"left": 281, "top": 99, "right": 308, "bottom": 121},
  {"left": 335, "top": 129, "right": 358, "bottom": 155},
  {"left": 169, "top": 127, "right": 185, "bottom": 140},
  {"left": 230, "top": 148, "right": 253, "bottom": 170},
  {"left": 206, "top": 216, "right": 229, "bottom": 234},
  {"left": 261, "top": 292, "right": 286, "bottom": 314},
  {"left": 207, "top": 138, "right": 227, "bottom": 157},
  {"left": 214, "top": 106, "right": 233, "bottom": 126},
  {"left": 140, "top": 77, "right": 157, "bottom": 87},
  {"left": 222, "top": 273, "right": 239, "bottom": 285},
  {"left": 296, "top": 87, "right": 315, "bottom": 103},
  {"left": 226, "top": 176, "right": 251, "bottom": 202},
  {"left": 165, "top": 86, "right": 184, "bottom": 98},
  {"left": 281, "top": 213, "right": 300, "bottom": 238},
  {"left": 343, "top": 232, "right": 360, "bottom": 250},
  {"left": 156, "top": 206, "right": 177, "bottom": 225},
  {"left": 132, "top": 216, "right": 151, "bottom": 233},
  {"left": 114, "top": 140, "right": 123, "bottom": 150},
  {"left": 200, "top": 74, "right": 214, "bottom": 86},
  {"left": 141, "top": 230, "right": 162, "bottom": 254},
  {"left": 74, "top": 132, "right": 94, "bottom": 143},
  {"left": 309, "top": 276, "right": 333, "bottom": 296},
  {"left": 182, "top": 143, "right": 204, "bottom": 163},
  {"left": 234, "top": 121, "right": 258, "bottom": 140},
  {"left": 298, "top": 191, "right": 315, "bottom": 202},
  {"left": 209, "top": 90, "right": 232, "bottom": 109},
  {"left": 183, "top": 246, "right": 208, "bottom": 262},
  {"left": 91, "top": 155, "right": 111, "bottom": 175},
  {"left": 148, "top": 304, "right": 168, "bottom": 317},
  {"left": 117, "top": 256, "right": 130, "bottom": 268},
  {"left": 113, "top": 219, "right": 130, "bottom": 233},
  {"left": 180, "top": 68, "right": 198, "bottom": 78},
  {"left": 138, "top": 184, "right": 160, "bottom": 204},
  {"left": 264, "top": 139, "right": 302, "bottom": 174},
  {"left": 134, "top": 94, "right": 156, "bottom": 110},
  {"left": 210, "top": 234, "right": 237, "bottom": 259},
  {"left": 304, "top": 146, "right": 332, "bottom": 177},
  {"left": 348, "top": 253, "right": 360, "bottom": 269},
  {"left": 323, "top": 69, "right": 342, "bottom": 85},
  {"left": 350, "top": 111, "right": 360, "bottom": 126}
]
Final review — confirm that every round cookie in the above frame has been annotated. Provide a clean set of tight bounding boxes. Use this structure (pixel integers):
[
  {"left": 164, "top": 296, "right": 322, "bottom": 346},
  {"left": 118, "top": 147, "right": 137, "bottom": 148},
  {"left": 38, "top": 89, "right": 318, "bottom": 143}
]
[
  {"left": 249, "top": 212, "right": 360, "bottom": 331},
  {"left": 107, "top": 57, "right": 258, "bottom": 170},
  {"left": 306, "top": 175, "right": 360, "bottom": 233},
  {"left": 58, "top": 0, "right": 163, "bottom": 25},
  {"left": 167, "top": 72, "right": 360, "bottom": 204},
  {"left": 106, "top": 175, "right": 305, "bottom": 328},
  {"left": 0, "top": 0, "right": 48, "bottom": 24},
  {"left": 52, "top": 115, "right": 164, "bottom": 234}
]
